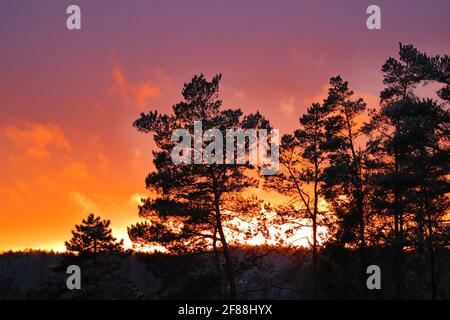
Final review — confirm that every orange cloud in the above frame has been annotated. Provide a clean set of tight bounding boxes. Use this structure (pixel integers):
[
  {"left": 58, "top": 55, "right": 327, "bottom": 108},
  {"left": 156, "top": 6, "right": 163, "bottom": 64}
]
[
  {"left": 1, "top": 123, "right": 71, "bottom": 159},
  {"left": 112, "top": 66, "right": 129, "bottom": 100},
  {"left": 70, "top": 191, "right": 99, "bottom": 213},
  {"left": 0, "top": 117, "right": 150, "bottom": 252},
  {"left": 110, "top": 56, "right": 162, "bottom": 108},
  {"left": 70, "top": 191, "right": 121, "bottom": 216},
  {"left": 132, "top": 81, "right": 161, "bottom": 107}
]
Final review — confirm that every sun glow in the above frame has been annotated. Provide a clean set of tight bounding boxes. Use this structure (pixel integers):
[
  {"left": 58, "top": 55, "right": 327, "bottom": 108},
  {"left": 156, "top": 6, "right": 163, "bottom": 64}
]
[
  {"left": 224, "top": 211, "right": 328, "bottom": 248},
  {"left": 127, "top": 204, "right": 329, "bottom": 253}
]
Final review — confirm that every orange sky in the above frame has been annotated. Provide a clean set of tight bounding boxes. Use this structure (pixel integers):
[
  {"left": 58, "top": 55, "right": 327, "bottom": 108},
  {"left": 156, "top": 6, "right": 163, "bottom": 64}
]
[{"left": 1, "top": 0, "right": 449, "bottom": 252}]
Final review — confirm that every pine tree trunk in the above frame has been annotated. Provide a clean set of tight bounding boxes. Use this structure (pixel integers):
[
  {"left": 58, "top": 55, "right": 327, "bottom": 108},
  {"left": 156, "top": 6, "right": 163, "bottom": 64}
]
[
  {"left": 212, "top": 226, "right": 222, "bottom": 299},
  {"left": 357, "top": 192, "right": 367, "bottom": 298},
  {"left": 312, "top": 176, "right": 319, "bottom": 297},
  {"left": 393, "top": 188, "right": 405, "bottom": 298},
  {"left": 425, "top": 192, "right": 437, "bottom": 300},
  {"left": 214, "top": 196, "right": 237, "bottom": 300}
]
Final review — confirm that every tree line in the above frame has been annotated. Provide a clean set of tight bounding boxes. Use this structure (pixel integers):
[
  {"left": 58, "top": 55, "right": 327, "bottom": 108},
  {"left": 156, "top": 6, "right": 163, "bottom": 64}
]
[{"left": 66, "top": 43, "right": 449, "bottom": 300}]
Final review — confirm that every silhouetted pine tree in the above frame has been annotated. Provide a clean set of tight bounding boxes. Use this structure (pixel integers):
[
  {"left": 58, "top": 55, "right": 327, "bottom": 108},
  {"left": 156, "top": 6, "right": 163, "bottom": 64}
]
[
  {"left": 65, "top": 213, "right": 124, "bottom": 256},
  {"left": 321, "top": 76, "right": 367, "bottom": 252},
  {"left": 128, "top": 74, "right": 271, "bottom": 300},
  {"left": 264, "top": 102, "right": 329, "bottom": 281},
  {"left": 364, "top": 44, "right": 450, "bottom": 299},
  {"left": 320, "top": 76, "right": 369, "bottom": 295}
]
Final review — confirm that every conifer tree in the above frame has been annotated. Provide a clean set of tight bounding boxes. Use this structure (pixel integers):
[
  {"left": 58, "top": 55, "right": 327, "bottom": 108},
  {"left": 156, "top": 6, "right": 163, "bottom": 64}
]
[
  {"left": 65, "top": 213, "right": 124, "bottom": 255},
  {"left": 128, "top": 74, "right": 272, "bottom": 299}
]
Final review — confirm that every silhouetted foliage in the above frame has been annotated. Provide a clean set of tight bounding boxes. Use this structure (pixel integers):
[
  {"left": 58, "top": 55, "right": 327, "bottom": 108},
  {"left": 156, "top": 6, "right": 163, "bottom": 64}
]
[
  {"left": 264, "top": 102, "right": 330, "bottom": 283},
  {"left": 109, "top": 44, "right": 449, "bottom": 300},
  {"left": 264, "top": 43, "right": 449, "bottom": 299},
  {"left": 65, "top": 213, "right": 124, "bottom": 256},
  {"left": 128, "top": 74, "right": 272, "bottom": 299},
  {"left": 364, "top": 43, "right": 450, "bottom": 299}
]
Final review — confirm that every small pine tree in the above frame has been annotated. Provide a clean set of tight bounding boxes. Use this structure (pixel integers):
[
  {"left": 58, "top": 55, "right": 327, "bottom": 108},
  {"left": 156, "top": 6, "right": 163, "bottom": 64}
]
[{"left": 65, "top": 213, "right": 124, "bottom": 256}]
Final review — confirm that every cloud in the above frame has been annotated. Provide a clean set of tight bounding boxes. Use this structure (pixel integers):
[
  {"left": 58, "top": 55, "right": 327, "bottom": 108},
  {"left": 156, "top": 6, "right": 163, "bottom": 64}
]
[
  {"left": 132, "top": 81, "right": 161, "bottom": 107},
  {"left": 70, "top": 191, "right": 121, "bottom": 215},
  {"left": 70, "top": 191, "right": 98, "bottom": 213},
  {"left": 110, "top": 55, "right": 163, "bottom": 108},
  {"left": 112, "top": 66, "right": 129, "bottom": 100},
  {"left": 1, "top": 123, "right": 71, "bottom": 159}
]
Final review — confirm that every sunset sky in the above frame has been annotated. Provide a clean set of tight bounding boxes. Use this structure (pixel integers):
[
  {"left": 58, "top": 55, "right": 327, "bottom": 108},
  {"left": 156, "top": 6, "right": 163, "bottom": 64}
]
[{"left": 1, "top": 0, "right": 449, "bottom": 252}]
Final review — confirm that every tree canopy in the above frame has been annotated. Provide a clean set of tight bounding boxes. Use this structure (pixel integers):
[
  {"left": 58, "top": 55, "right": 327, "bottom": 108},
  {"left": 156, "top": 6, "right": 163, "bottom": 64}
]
[{"left": 65, "top": 213, "right": 124, "bottom": 256}]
